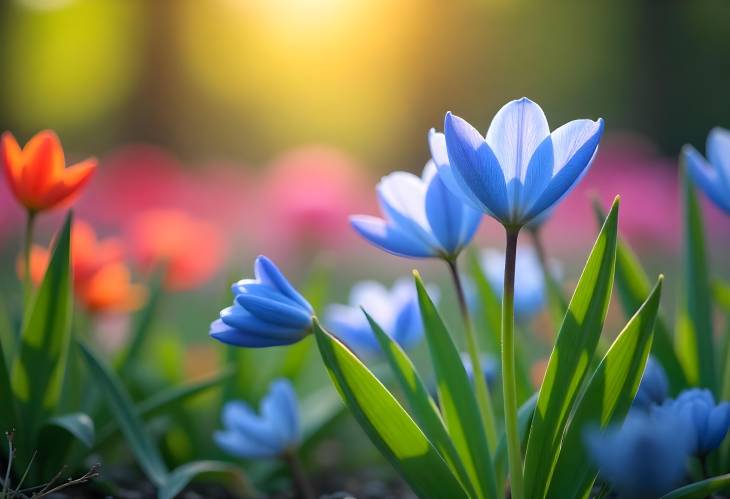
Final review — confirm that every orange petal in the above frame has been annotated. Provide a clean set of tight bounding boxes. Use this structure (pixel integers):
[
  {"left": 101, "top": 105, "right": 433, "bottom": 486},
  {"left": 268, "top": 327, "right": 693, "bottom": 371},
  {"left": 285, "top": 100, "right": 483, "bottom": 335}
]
[
  {"left": 20, "top": 131, "right": 65, "bottom": 208},
  {"left": 1, "top": 132, "right": 25, "bottom": 203},
  {"left": 79, "top": 263, "right": 146, "bottom": 313},
  {"left": 16, "top": 245, "right": 50, "bottom": 286},
  {"left": 36, "top": 158, "right": 96, "bottom": 211}
]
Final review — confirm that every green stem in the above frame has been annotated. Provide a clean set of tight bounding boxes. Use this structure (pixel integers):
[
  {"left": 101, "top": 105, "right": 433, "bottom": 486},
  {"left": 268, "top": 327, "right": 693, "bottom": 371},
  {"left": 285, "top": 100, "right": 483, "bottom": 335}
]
[
  {"left": 22, "top": 211, "right": 36, "bottom": 307},
  {"left": 446, "top": 258, "right": 498, "bottom": 453},
  {"left": 502, "top": 228, "right": 524, "bottom": 499},
  {"left": 282, "top": 450, "right": 315, "bottom": 499}
]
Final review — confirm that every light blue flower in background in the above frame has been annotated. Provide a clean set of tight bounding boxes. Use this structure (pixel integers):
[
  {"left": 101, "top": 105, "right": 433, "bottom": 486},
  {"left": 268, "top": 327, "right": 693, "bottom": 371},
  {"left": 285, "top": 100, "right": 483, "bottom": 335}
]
[
  {"left": 436, "top": 97, "right": 604, "bottom": 228},
  {"left": 633, "top": 356, "right": 669, "bottom": 409},
  {"left": 683, "top": 127, "right": 730, "bottom": 214},
  {"left": 666, "top": 388, "right": 730, "bottom": 456},
  {"left": 460, "top": 352, "right": 499, "bottom": 389},
  {"left": 350, "top": 159, "right": 481, "bottom": 260},
  {"left": 209, "top": 255, "right": 313, "bottom": 348},
  {"left": 215, "top": 379, "right": 300, "bottom": 459},
  {"left": 585, "top": 408, "right": 692, "bottom": 499},
  {"left": 481, "top": 246, "right": 558, "bottom": 320},
  {"left": 324, "top": 278, "right": 435, "bottom": 357}
]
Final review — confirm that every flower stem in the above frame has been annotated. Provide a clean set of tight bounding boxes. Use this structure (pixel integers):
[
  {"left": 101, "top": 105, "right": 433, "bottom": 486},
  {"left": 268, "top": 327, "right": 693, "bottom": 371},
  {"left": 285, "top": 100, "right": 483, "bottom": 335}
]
[
  {"left": 283, "top": 450, "right": 315, "bottom": 499},
  {"left": 446, "top": 258, "right": 498, "bottom": 452},
  {"left": 23, "top": 211, "right": 37, "bottom": 307},
  {"left": 502, "top": 228, "right": 524, "bottom": 499}
]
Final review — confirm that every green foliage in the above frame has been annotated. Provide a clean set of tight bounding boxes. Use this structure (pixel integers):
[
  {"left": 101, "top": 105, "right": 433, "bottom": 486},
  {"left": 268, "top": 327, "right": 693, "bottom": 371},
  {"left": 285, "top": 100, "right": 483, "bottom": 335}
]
[{"left": 662, "top": 473, "right": 730, "bottom": 499}]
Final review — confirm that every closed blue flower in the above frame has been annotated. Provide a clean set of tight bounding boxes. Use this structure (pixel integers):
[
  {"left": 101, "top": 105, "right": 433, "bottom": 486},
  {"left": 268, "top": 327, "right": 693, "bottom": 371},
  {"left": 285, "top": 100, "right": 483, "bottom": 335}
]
[
  {"left": 437, "top": 97, "right": 604, "bottom": 228},
  {"left": 350, "top": 159, "right": 481, "bottom": 260},
  {"left": 585, "top": 408, "right": 692, "bottom": 499},
  {"left": 324, "top": 278, "right": 434, "bottom": 357},
  {"left": 633, "top": 356, "right": 669, "bottom": 409},
  {"left": 481, "top": 246, "right": 558, "bottom": 320},
  {"left": 209, "top": 255, "right": 313, "bottom": 348},
  {"left": 683, "top": 127, "right": 730, "bottom": 214},
  {"left": 215, "top": 379, "right": 300, "bottom": 459},
  {"left": 668, "top": 388, "right": 730, "bottom": 455}
]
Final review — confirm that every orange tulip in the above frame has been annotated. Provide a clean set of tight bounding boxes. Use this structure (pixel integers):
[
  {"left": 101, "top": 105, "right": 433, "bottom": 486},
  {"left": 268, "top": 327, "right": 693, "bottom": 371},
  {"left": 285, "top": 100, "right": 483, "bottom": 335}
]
[
  {"left": 77, "top": 262, "right": 147, "bottom": 313},
  {"left": 1, "top": 130, "right": 96, "bottom": 213},
  {"left": 128, "top": 209, "right": 226, "bottom": 291}
]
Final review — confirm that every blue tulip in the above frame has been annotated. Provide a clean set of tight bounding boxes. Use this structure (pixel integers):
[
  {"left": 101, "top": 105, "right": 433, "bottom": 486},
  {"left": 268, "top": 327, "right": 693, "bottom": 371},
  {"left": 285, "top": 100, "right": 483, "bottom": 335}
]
[
  {"left": 585, "top": 408, "right": 692, "bottom": 499},
  {"left": 633, "top": 356, "right": 669, "bottom": 409},
  {"left": 215, "top": 379, "right": 300, "bottom": 459},
  {"left": 460, "top": 352, "right": 499, "bottom": 389},
  {"left": 667, "top": 388, "right": 730, "bottom": 456},
  {"left": 209, "top": 255, "right": 313, "bottom": 348},
  {"left": 683, "top": 127, "right": 730, "bottom": 214},
  {"left": 324, "top": 278, "right": 434, "bottom": 357},
  {"left": 481, "top": 246, "right": 558, "bottom": 320},
  {"left": 437, "top": 97, "right": 604, "bottom": 228},
  {"left": 350, "top": 159, "right": 481, "bottom": 260}
]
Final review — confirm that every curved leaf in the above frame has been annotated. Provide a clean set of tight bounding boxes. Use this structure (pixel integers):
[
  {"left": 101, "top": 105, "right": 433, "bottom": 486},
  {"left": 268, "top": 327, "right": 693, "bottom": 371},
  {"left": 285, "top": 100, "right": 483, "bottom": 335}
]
[
  {"left": 158, "top": 460, "right": 246, "bottom": 499},
  {"left": 313, "top": 320, "right": 469, "bottom": 499},
  {"left": 45, "top": 413, "right": 95, "bottom": 448},
  {"left": 662, "top": 473, "right": 730, "bottom": 499},
  {"left": 524, "top": 198, "right": 619, "bottom": 499}
]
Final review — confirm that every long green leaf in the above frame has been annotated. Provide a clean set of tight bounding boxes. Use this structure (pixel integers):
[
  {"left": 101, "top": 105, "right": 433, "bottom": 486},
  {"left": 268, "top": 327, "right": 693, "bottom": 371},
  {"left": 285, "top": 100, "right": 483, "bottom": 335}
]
[
  {"left": 523, "top": 198, "right": 619, "bottom": 499},
  {"left": 45, "top": 413, "right": 95, "bottom": 448},
  {"left": 415, "top": 273, "right": 497, "bottom": 499},
  {"left": 11, "top": 214, "right": 73, "bottom": 443},
  {"left": 548, "top": 276, "right": 663, "bottom": 498},
  {"left": 0, "top": 335, "right": 15, "bottom": 435},
  {"left": 79, "top": 341, "right": 168, "bottom": 486},
  {"left": 714, "top": 280, "right": 730, "bottom": 314},
  {"left": 662, "top": 473, "right": 730, "bottom": 499},
  {"left": 366, "top": 312, "right": 477, "bottom": 499},
  {"left": 592, "top": 199, "right": 687, "bottom": 393},
  {"left": 117, "top": 271, "right": 163, "bottom": 375},
  {"left": 313, "top": 320, "right": 469, "bottom": 499},
  {"left": 676, "top": 166, "right": 715, "bottom": 391},
  {"left": 158, "top": 460, "right": 246, "bottom": 499}
]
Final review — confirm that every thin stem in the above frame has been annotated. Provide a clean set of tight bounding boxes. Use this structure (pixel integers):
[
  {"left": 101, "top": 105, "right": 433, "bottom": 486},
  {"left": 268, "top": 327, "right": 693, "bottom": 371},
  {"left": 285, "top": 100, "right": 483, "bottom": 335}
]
[
  {"left": 23, "top": 211, "right": 37, "bottom": 307},
  {"left": 446, "top": 258, "right": 498, "bottom": 452},
  {"left": 502, "top": 228, "right": 524, "bottom": 499},
  {"left": 282, "top": 450, "right": 315, "bottom": 499}
]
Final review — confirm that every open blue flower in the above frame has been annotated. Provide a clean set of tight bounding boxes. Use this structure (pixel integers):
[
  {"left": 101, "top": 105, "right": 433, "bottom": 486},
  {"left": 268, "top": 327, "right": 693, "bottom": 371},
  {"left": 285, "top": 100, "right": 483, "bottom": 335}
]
[
  {"left": 481, "top": 246, "right": 559, "bottom": 320},
  {"left": 437, "top": 97, "right": 604, "bottom": 228},
  {"left": 324, "top": 278, "right": 434, "bottom": 357},
  {"left": 668, "top": 388, "right": 730, "bottom": 456},
  {"left": 209, "top": 255, "right": 313, "bottom": 348},
  {"left": 585, "top": 408, "right": 692, "bottom": 499},
  {"left": 215, "top": 379, "right": 300, "bottom": 459},
  {"left": 633, "top": 356, "right": 669, "bottom": 409},
  {"left": 683, "top": 127, "right": 730, "bottom": 214},
  {"left": 350, "top": 160, "right": 481, "bottom": 259}
]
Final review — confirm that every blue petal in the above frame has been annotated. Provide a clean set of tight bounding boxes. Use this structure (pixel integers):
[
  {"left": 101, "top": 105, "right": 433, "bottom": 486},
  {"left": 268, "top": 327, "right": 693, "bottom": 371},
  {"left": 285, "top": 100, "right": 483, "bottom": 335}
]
[
  {"left": 684, "top": 145, "right": 730, "bottom": 214},
  {"left": 525, "top": 118, "right": 604, "bottom": 221},
  {"left": 707, "top": 127, "right": 730, "bottom": 186},
  {"left": 254, "top": 256, "right": 313, "bottom": 313},
  {"left": 350, "top": 215, "right": 435, "bottom": 258},
  {"left": 444, "top": 112, "right": 510, "bottom": 220},
  {"left": 214, "top": 429, "right": 278, "bottom": 459},
  {"left": 704, "top": 402, "right": 730, "bottom": 452},
  {"left": 235, "top": 294, "right": 313, "bottom": 329},
  {"left": 209, "top": 318, "right": 297, "bottom": 347},
  {"left": 519, "top": 136, "right": 554, "bottom": 218},
  {"left": 262, "top": 380, "right": 300, "bottom": 447},
  {"left": 429, "top": 129, "right": 485, "bottom": 212},
  {"left": 220, "top": 306, "right": 303, "bottom": 338}
]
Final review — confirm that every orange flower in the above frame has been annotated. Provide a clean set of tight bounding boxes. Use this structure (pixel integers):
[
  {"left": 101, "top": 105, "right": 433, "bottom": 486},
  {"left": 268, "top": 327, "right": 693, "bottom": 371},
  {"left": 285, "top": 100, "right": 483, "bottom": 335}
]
[
  {"left": 1, "top": 130, "right": 96, "bottom": 213},
  {"left": 77, "top": 262, "right": 147, "bottom": 313},
  {"left": 128, "top": 209, "right": 226, "bottom": 291}
]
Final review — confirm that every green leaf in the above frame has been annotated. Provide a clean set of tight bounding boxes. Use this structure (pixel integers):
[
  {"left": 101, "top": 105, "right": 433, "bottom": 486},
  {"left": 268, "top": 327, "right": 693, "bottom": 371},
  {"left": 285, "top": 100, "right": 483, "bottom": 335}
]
[
  {"left": 523, "top": 197, "right": 619, "bottom": 499},
  {"left": 313, "top": 320, "right": 470, "bottom": 499},
  {"left": 592, "top": 199, "right": 687, "bottom": 393},
  {"left": 45, "top": 413, "right": 95, "bottom": 448},
  {"left": 11, "top": 214, "right": 73, "bottom": 442},
  {"left": 366, "top": 312, "right": 477, "bottom": 499},
  {"left": 676, "top": 167, "right": 715, "bottom": 391},
  {"left": 495, "top": 393, "right": 537, "bottom": 489},
  {"left": 713, "top": 280, "right": 730, "bottom": 314},
  {"left": 662, "top": 473, "right": 730, "bottom": 499},
  {"left": 158, "top": 460, "right": 245, "bottom": 499},
  {"left": 415, "top": 273, "right": 497, "bottom": 499},
  {"left": 548, "top": 276, "right": 663, "bottom": 498},
  {"left": 0, "top": 335, "right": 15, "bottom": 434},
  {"left": 79, "top": 341, "right": 169, "bottom": 486},
  {"left": 117, "top": 271, "right": 164, "bottom": 375},
  {"left": 468, "top": 251, "right": 501, "bottom": 355}
]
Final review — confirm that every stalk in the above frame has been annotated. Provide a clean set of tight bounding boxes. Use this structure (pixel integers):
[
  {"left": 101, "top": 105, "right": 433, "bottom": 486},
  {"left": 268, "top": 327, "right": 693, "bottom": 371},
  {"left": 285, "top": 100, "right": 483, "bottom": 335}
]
[
  {"left": 282, "top": 450, "right": 315, "bottom": 499},
  {"left": 23, "top": 211, "right": 37, "bottom": 308}
]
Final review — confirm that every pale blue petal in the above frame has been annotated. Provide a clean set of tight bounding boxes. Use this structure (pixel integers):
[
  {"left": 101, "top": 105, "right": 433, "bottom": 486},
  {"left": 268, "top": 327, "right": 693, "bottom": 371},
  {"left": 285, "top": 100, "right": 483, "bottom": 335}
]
[
  {"left": 214, "top": 430, "right": 278, "bottom": 459},
  {"left": 684, "top": 145, "right": 730, "bottom": 214},
  {"left": 444, "top": 112, "right": 510, "bottom": 220},
  {"left": 707, "top": 127, "right": 730, "bottom": 186},
  {"left": 519, "top": 136, "right": 554, "bottom": 216},
  {"left": 235, "top": 293, "right": 312, "bottom": 329},
  {"left": 425, "top": 164, "right": 471, "bottom": 255},
  {"left": 254, "top": 256, "right": 312, "bottom": 313},
  {"left": 350, "top": 215, "right": 435, "bottom": 258},
  {"left": 262, "top": 380, "right": 300, "bottom": 448}
]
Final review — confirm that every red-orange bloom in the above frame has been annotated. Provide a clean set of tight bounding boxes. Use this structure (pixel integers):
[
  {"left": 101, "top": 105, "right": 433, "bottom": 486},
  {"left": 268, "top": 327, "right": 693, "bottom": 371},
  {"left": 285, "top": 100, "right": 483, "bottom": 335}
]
[
  {"left": 77, "top": 262, "right": 147, "bottom": 313},
  {"left": 128, "top": 209, "right": 226, "bottom": 291},
  {"left": 1, "top": 130, "right": 96, "bottom": 213}
]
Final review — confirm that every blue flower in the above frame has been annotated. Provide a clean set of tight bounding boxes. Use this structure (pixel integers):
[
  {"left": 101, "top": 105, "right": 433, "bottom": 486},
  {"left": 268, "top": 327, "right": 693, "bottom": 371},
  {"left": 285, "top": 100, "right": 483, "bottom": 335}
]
[
  {"left": 633, "top": 356, "right": 669, "bottom": 409},
  {"left": 460, "top": 352, "right": 499, "bottom": 389},
  {"left": 215, "top": 379, "right": 300, "bottom": 459},
  {"left": 209, "top": 255, "right": 313, "bottom": 348},
  {"left": 324, "top": 278, "right": 434, "bottom": 357},
  {"left": 585, "top": 408, "right": 692, "bottom": 499},
  {"left": 683, "top": 127, "right": 730, "bottom": 214},
  {"left": 667, "top": 388, "right": 730, "bottom": 456},
  {"left": 350, "top": 159, "right": 481, "bottom": 259},
  {"left": 437, "top": 97, "right": 604, "bottom": 228},
  {"left": 481, "top": 246, "right": 558, "bottom": 320}
]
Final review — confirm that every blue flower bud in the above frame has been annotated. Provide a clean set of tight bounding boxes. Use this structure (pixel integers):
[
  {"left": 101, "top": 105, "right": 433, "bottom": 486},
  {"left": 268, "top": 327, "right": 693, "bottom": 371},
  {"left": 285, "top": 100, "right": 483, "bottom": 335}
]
[
  {"left": 683, "top": 127, "right": 730, "bottom": 214},
  {"left": 666, "top": 388, "right": 730, "bottom": 455},
  {"left": 633, "top": 356, "right": 669, "bottom": 409}
]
